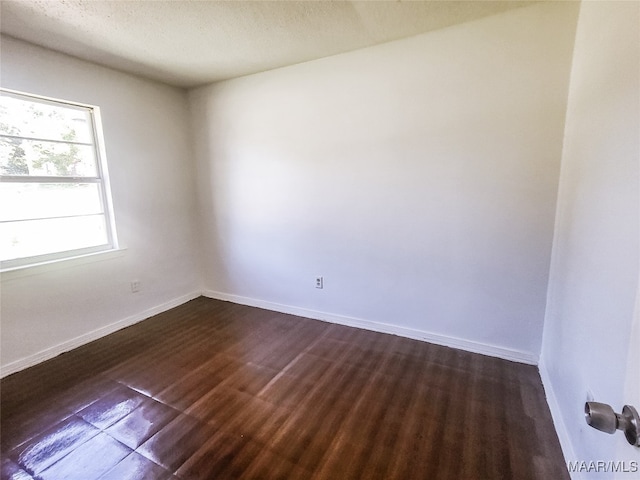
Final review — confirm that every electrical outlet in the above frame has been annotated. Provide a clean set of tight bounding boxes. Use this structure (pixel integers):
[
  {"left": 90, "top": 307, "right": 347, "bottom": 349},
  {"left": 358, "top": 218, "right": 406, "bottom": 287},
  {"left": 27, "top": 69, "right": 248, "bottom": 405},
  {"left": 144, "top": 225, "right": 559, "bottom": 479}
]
[
  {"left": 130, "top": 280, "right": 141, "bottom": 293},
  {"left": 315, "top": 276, "right": 323, "bottom": 289}
]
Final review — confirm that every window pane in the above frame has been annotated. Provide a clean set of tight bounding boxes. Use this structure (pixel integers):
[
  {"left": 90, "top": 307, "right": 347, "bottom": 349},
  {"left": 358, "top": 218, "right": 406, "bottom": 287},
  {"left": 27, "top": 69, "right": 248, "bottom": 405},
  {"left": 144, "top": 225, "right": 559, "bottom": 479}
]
[
  {"left": 0, "top": 138, "right": 98, "bottom": 177},
  {"left": 0, "top": 89, "right": 117, "bottom": 269},
  {"left": 0, "top": 215, "right": 108, "bottom": 261},
  {"left": 0, "top": 183, "right": 104, "bottom": 222},
  {"left": 0, "top": 93, "right": 93, "bottom": 143}
]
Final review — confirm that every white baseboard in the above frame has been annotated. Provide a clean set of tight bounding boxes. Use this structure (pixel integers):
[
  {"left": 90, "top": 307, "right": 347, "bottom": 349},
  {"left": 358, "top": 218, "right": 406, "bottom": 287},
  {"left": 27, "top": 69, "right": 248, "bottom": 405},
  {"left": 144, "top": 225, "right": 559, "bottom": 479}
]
[
  {"left": 1, "top": 289, "right": 539, "bottom": 378},
  {"left": 202, "top": 290, "right": 539, "bottom": 365},
  {"left": 539, "top": 357, "right": 581, "bottom": 480},
  {"left": 0, "top": 291, "right": 200, "bottom": 378}
]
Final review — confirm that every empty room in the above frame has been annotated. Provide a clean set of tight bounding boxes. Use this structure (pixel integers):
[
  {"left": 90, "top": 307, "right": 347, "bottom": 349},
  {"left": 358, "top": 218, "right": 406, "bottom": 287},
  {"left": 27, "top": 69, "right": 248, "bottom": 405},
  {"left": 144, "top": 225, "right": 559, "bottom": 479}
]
[{"left": 1, "top": 1, "right": 638, "bottom": 479}]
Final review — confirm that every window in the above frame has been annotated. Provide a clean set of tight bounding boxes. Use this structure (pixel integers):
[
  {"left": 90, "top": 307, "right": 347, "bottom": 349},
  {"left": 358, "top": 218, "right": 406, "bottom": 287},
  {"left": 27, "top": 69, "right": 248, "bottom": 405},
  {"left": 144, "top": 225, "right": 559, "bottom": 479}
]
[{"left": 0, "top": 89, "right": 118, "bottom": 271}]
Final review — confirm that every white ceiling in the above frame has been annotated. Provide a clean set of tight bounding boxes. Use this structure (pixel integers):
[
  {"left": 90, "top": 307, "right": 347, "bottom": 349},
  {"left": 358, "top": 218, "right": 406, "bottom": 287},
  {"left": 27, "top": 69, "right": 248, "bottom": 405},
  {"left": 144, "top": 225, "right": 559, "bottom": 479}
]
[{"left": 0, "top": 1, "right": 535, "bottom": 88}]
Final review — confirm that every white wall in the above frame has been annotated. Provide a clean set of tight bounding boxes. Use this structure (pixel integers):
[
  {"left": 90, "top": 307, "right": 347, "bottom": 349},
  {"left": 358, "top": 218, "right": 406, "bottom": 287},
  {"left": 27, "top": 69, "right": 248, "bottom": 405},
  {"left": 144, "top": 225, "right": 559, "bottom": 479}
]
[
  {"left": 539, "top": 1, "right": 640, "bottom": 477},
  {"left": 190, "top": 2, "right": 579, "bottom": 362},
  {"left": 0, "top": 37, "right": 201, "bottom": 375}
]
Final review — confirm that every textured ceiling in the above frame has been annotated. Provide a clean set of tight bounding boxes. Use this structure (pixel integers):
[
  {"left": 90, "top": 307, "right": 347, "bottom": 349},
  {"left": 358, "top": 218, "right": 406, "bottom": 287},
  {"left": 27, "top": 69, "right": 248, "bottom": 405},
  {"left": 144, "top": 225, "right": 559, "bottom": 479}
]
[{"left": 1, "top": 1, "right": 535, "bottom": 88}]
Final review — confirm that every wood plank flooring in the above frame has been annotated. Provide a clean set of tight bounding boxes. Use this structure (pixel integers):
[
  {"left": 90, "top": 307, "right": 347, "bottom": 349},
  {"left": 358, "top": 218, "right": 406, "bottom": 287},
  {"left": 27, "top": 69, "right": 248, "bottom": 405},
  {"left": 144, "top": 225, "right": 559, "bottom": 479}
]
[{"left": 1, "top": 297, "right": 569, "bottom": 479}]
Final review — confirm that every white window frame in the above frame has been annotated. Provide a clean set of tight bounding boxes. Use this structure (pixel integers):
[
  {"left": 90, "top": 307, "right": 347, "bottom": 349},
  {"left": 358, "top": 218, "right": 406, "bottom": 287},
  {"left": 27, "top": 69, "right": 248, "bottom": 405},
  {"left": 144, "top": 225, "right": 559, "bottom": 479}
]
[{"left": 0, "top": 88, "right": 119, "bottom": 272}]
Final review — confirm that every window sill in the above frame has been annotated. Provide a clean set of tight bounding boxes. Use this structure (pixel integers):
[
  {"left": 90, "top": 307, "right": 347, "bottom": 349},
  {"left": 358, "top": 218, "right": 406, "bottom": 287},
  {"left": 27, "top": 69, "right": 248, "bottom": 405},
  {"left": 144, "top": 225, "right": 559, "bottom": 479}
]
[{"left": 0, "top": 248, "right": 127, "bottom": 281}]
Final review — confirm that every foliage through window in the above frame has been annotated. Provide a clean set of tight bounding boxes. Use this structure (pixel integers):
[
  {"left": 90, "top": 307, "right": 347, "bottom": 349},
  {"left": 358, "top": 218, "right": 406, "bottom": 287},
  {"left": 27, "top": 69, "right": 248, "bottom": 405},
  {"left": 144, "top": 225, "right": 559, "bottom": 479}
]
[{"left": 0, "top": 89, "right": 118, "bottom": 270}]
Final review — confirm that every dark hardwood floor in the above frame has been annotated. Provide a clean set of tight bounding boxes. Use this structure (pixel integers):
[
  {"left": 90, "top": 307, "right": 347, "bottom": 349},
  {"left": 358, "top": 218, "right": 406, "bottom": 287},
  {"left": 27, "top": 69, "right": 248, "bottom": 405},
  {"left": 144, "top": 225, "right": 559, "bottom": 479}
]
[{"left": 1, "top": 297, "right": 568, "bottom": 479}]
